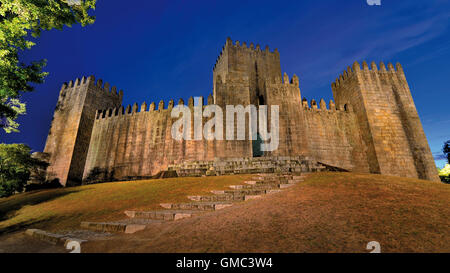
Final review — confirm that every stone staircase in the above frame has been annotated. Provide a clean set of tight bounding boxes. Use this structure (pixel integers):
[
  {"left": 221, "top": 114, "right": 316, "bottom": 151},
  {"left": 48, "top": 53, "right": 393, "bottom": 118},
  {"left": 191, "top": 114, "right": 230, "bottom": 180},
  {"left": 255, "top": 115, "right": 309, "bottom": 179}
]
[
  {"left": 25, "top": 171, "right": 316, "bottom": 251},
  {"left": 79, "top": 172, "right": 307, "bottom": 234},
  {"left": 167, "top": 156, "right": 327, "bottom": 177}
]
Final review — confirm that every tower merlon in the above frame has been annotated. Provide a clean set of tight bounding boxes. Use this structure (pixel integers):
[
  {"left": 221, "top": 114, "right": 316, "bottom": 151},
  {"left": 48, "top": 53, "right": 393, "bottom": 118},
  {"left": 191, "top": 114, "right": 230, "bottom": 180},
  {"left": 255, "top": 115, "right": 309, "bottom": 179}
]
[
  {"left": 158, "top": 100, "right": 165, "bottom": 110},
  {"left": 141, "top": 102, "right": 147, "bottom": 112},
  {"left": 213, "top": 37, "right": 280, "bottom": 72},
  {"left": 319, "top": 98, "right": 327, "bottom": 110},
  {"left": 283, "top": 73, "right": 289, "bottom": 85},
  {"left": 291, "top": 74, "right": 299, "bottom": 87},
  {"left": 132, "top": 103, "right": 139, "bottom": 113},
  {"left": 329, "top": 100, "right": 336, "bottom": 111},
  {"left": 362, "top": 61, "right": 369, "bottom": 71},
  {"left": 302, "top": 98, "right": 309, "bottom": 109}
]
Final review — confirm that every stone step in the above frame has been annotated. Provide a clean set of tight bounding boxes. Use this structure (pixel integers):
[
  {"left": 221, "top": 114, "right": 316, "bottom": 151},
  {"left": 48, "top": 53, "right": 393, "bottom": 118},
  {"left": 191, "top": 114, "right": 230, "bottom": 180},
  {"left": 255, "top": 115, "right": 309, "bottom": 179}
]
[
  {"left": 170, "top": 156, "right": 327, "bottom": 177},
  {"left": 25, "top": 229, "right": 87, "bottom": 246},
  {"left": 160, "top": 202, "right": 233, "bottom": 211},
  {"left": 188, "top": 194, "right": 245, "bottom": 202},
  {"left": 253, "top": 176, "right": 266, "bottom": 180},
  {"left": 211, "top": 189, "right": 268, "bottom": 196},
  {"left": 244, "top": 195, "right": 262, "bottom": 201},
  {"left": 80, "top": 221, "right": 147, "bottom": 234},
  {"left": 229, "top": 183, "right": 279, "bottom": 190},
  {"left": 245, "top": 179, "right": 291, "bottom": 186},
  {"left": 254, "top": 174, "right": 298, "bottom": 179},
  {"left": 279, "top": 183, "right": 296, "bottom": 189},
  {"left": 293, "top": 175, "right": 306, "bottom": 179},
  {"left": 124, "top": 210, "right": 200, "bottom": 221},
  {"left": 255, "top": 176, "right": 290, "bottom": 182},
  {"left": 245, "top": 180, "right": 272, "bottom": 185}
]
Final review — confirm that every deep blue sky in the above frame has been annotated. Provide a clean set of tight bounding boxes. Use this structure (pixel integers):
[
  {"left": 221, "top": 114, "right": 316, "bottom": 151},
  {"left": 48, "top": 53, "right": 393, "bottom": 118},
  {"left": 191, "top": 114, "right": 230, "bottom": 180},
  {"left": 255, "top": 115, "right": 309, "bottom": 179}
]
[{"left": 1, "top": 0, "right": 450, "bottom": 167}]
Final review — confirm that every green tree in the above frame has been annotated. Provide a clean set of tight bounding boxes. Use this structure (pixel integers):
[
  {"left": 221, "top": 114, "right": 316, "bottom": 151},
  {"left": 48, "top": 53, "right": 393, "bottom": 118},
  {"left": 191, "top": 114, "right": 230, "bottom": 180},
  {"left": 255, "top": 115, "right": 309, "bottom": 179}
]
[
  {"left": 0, "top": 0, "right": 96, "bottom": 133},
  {"left": 0, "top": 143, "right": 48, "bottom": 197},
  {"left": 443, "top": 140, "right": 450, "bottom": 164}
]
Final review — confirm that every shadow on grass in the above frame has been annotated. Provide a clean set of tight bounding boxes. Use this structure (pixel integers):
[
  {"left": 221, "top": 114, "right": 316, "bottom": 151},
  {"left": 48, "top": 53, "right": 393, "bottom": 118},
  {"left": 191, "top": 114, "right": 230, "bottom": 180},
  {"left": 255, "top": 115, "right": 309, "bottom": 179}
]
[
  {"left": 0, "top": 216, "right": 60, "bottom": 234},
  {"left": 0, "top": 188, "right": 88, "bottom": 223}
]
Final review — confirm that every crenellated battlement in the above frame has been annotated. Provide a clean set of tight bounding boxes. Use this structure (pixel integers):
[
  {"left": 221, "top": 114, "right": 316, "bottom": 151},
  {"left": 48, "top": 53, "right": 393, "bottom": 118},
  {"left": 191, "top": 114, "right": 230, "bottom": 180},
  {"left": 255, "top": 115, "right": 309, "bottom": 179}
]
[
  {"left": 213, "top": 37, "right": 279, "bottom": 72},
  {"left": 95, "top": 95, "right": 216, "bottom": 120},
  {"left": 332, "top": 61, "right": 405, "bottom": 89},
  {"left": 301, "top": 98, "right": 352, "bottom": 113},
  {"left": 264, "top": 72, "right": 300, "bottom": 87},
  {"left": 60, "top": 75, "right": 124, "bottom": 98}
]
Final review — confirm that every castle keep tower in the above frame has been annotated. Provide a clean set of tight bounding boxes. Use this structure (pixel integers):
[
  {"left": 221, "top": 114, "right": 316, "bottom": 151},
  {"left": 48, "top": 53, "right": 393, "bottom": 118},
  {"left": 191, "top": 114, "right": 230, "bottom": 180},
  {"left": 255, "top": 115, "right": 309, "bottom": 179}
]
[
  {"left": 44, "top": 76, "right": 123, "bottom": 186},
  {"left": 213, "top": 38, "right": 281, "bottom": 107},
  {"left": 212, "top": 39, "right": 307, "bottom": 157},
  {"left": 332, "top": 61, "right": 440, "bottom": 182}
]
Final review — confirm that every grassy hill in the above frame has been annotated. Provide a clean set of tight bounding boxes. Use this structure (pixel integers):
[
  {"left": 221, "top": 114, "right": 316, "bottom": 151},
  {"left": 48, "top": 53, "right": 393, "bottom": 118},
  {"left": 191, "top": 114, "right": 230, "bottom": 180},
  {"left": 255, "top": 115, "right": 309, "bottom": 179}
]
[
  {"left": 1, "top": 172, "right": 449, "bottom": 253},
  {"left": 0, "top": 175, "right": 253, "bottom": 234}
]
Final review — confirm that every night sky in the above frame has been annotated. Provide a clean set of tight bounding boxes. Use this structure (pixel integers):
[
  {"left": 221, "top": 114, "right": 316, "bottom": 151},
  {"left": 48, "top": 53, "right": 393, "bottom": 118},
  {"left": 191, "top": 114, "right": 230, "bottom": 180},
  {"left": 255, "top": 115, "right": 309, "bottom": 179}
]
[{"left": 1, "top": 0, "right": 449, "bottom": 167}]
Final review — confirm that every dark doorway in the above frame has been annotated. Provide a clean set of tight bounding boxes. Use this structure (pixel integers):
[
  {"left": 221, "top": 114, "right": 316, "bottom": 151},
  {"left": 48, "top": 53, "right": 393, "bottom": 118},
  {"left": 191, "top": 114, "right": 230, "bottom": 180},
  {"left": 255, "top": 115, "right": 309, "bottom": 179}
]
[{"left": 253, "top": 133, "right": 264, "bottom": 157}]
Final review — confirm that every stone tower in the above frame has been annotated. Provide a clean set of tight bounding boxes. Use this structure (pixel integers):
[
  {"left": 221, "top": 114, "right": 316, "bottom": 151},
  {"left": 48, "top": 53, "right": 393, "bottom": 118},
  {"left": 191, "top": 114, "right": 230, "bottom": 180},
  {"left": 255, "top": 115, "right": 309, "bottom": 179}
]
[
  {"left": 213, "top": 38, "right": 281, "bottom": 107},
  {"left": 44, "top": 76, "right": 123, "bottom": 186},
  {"left": 332, "top": 61, "right": 440, "bottom": 182},
  {"left": 212, "top": 38, "right": 308, "bottom": 157}
]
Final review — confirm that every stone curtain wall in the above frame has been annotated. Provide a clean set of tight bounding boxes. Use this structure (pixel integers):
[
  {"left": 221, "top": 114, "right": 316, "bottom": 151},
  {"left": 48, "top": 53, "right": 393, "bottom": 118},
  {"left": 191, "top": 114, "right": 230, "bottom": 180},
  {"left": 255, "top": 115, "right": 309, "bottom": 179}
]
[
  {"left": 82, "top": 84, "right": 370, "bottom": 182},
  {"left": 302, "top": 101, "right": 370, "bottom": 172},
  {"left": 82, "top": 100, "right": 254, "bottom": 182}
]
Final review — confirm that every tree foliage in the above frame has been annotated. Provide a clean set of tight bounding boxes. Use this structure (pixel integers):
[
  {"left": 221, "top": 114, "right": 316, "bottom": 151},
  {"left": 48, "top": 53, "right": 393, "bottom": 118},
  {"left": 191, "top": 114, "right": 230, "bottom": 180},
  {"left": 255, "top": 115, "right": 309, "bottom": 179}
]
[
  {"left": 0, "top": 143, "right": 48, "bottom": 197},
  {"left": 0, "top": 0, "right": 96, "bottom": 133},
  {"left": 438, "top": 164, "right": 450, "bottom": 183},
  {"left": 439, "top": 164, "right": 450, "bottom": 176},
  {"left": 443, "top": 140, "right": 450, "bottom": 165}
]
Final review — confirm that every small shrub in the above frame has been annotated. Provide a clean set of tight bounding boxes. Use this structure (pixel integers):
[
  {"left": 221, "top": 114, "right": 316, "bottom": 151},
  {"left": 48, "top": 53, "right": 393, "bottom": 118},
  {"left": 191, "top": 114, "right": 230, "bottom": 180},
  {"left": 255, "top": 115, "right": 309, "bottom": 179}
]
[{"left": 0, "top": 144, "right": 48, "bottom": 197}]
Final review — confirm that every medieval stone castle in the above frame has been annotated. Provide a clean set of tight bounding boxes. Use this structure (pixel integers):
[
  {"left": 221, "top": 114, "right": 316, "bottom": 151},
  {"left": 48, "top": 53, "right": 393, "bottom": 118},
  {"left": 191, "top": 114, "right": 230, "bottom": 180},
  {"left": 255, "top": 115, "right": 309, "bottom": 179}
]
[{"left": 40, "top": 38, "right": 440, "bottom": 186}]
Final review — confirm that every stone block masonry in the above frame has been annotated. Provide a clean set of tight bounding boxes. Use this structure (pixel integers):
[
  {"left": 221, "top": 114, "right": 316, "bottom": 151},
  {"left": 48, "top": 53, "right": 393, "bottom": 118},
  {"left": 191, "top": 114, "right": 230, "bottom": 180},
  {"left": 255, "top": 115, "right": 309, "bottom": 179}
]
[
  {"left": 43, "top": 76, "right": 122, "bottom": 186},
  {"left": 332, "top": 61, "right": 439, "bottom": 181},
  {"left": 41, "top": 38, "right": 440, "bottom": 185}
]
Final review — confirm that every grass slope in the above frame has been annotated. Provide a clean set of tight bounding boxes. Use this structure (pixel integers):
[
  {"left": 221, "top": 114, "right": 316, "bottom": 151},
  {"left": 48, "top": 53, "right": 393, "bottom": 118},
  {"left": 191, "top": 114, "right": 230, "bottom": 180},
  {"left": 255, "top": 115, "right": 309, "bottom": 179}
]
[
  {"left": 1, "top": 172, "right": 449, "bottom": 253},
  {"left": 0, "top": 175, "right": 253, "bottom": 234},
  {"left": 81, "top": 172, "right": 449, "bottom": 253}
]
